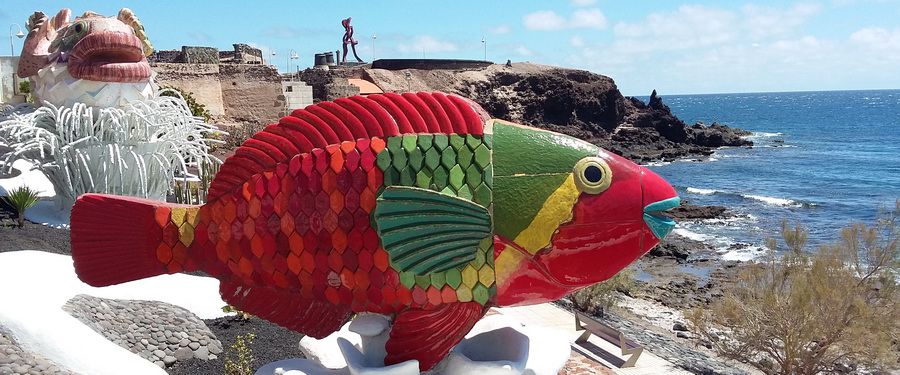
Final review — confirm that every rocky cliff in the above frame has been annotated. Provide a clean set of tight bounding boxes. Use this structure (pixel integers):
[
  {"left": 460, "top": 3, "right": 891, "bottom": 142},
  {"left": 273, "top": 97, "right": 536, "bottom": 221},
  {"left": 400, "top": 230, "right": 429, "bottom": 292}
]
[{"left": 314, "top": 62, "right": 751, "bottom": 163}]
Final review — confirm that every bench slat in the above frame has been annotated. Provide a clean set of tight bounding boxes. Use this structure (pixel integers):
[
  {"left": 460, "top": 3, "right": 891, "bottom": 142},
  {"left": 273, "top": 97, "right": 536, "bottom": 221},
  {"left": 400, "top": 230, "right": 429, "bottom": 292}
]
[{"left": 574, "top": 312, "right": 643, "bottom": 368}]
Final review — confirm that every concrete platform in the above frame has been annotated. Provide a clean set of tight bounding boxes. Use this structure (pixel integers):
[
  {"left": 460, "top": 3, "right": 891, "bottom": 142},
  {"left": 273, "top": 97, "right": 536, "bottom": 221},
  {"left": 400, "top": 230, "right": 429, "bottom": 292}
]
[{"left": 495, "top": 304, "right": 691, "bottom": 375}]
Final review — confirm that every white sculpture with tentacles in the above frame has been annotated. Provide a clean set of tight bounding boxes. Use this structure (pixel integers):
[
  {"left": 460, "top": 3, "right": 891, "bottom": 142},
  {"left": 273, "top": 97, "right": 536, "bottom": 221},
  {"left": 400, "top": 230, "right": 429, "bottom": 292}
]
[{"left": 0, "top": 8, "right": 220, "bottom": 212}]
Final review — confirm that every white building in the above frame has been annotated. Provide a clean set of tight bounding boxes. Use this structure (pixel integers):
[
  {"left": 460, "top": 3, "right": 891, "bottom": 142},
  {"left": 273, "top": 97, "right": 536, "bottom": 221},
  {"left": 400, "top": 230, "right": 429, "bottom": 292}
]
[{"left": 0, "top": 56, "right": 26, "bottom": 104}]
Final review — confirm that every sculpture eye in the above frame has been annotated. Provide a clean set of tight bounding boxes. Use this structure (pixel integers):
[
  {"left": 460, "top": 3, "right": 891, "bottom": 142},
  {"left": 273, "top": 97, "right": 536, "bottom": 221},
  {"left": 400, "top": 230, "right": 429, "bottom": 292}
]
[
  {"left": 573, "top": 157, "right": 612, "bottom": 194},
  {"left": 72, "top": 21, "right": 88, "bottom": 37}
]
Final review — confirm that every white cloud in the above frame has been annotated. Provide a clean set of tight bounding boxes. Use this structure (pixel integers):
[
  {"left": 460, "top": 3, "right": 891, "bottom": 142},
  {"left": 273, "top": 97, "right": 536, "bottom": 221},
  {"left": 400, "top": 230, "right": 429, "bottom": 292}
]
[
  {"left": 523, "top": 8, "right": 608, "bottom": 31},
  {"left": 570, "top": 36, "right": 585, "bottom": 47},
  {"left": 851, "top": 27, "right": 900, "bottom": 48},
  {"left": 850, "top": 27, "right": 900, "bottom": 60},
  {"left": 742, "top": 3, "right": 822, "bottom": 38},
  {"left": 571, "top": 0, "right": 597, "bottom": 6},
  {"left": 523, "top": 10, "right": 567, "bottom": 31},
  {"left": 488, "top": 25, "right": 511, "bottom": 35},
  {"left": 515, "top": 46, "right": 534, "bottom": 56},
  {"left": 571, "top": 9, "right": 608, "bottom": 30},
  {"left": 560, "top": 3, "right": 897, "bottom": 94},
  {"left": 397, "top": 35, "right": 459, "bottom": 54}
]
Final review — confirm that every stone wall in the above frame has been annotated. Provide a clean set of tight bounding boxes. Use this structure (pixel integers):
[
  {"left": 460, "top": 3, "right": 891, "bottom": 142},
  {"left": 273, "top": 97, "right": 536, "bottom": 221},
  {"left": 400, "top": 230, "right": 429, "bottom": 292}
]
[
  {"left": 0, "top": 57, "right": 25, "bottom": 104},
  {"left": 233, "top": 44, "right": 263, "bottom": 64},
  {"left": 181, "top": 46, "right": 219, "bottom": 64},
  {"left": 150, "top": 50, "right": 181, "bottom": 63},
  {"left": 324, "top": 78, "right": 360, "bottom": 101},
  {"left": 153, "top": 63, "right": 225, "bottom": 116},
  {"left": 219, "top": 64, "right": 284, "bottom": 125}
]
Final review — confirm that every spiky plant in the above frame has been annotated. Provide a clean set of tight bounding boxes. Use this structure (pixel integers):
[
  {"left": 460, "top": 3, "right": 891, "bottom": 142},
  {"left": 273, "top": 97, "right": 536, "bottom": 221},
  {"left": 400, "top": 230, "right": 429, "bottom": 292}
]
[
  {"left": 0, "top": 94, "right": 223, "bottom": 209},
  {"left": 3, "top": 186, "right": 40, "bottom": 228}
]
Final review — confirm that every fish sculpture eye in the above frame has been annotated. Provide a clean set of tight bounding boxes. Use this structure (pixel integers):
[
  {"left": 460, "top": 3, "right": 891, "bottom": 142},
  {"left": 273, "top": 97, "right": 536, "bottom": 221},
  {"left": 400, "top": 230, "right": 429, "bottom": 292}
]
[{"left": 573, "top": 156, "right": 612, "bottom": 194}]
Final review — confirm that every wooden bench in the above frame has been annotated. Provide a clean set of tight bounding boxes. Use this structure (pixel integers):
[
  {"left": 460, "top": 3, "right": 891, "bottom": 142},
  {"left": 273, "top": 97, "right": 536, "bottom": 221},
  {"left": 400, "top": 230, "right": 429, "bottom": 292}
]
[{"left": 574, "top": 311, "right": 643, "bottom": 368}]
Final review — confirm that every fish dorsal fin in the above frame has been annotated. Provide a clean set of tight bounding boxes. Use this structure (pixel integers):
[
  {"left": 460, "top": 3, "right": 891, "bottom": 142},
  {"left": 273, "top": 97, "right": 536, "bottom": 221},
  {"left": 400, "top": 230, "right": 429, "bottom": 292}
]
[
  {"left": 374, "top": 186, "right": 492, "bottom": 275},
  {"left": 207, "top": 92, "right": 488, "bottom": 201}
]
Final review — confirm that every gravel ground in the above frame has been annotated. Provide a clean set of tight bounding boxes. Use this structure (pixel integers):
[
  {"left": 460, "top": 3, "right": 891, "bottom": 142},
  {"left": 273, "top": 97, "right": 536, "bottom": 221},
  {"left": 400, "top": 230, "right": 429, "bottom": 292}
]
[
  {"left": 0, "top": 201, "right": 70, "bottom": 254},
  {"left": 166, "top": 316, "right": 306, "bottom": 375}
]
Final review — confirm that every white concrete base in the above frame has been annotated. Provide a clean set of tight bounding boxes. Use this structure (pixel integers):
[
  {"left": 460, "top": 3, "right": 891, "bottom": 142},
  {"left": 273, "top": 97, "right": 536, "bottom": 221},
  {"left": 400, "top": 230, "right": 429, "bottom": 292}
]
[{"left": 257, "top": 313, "right": 570, "bottom": 375}]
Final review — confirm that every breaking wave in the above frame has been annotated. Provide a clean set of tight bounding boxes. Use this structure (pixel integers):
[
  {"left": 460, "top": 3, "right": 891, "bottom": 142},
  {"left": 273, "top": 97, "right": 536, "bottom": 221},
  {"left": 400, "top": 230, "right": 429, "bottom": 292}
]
[
  {"left": 741, "top": 194, "right": 801, "bottom": 207},
  {"left": 686, "top": 187, "right": 719, "bottom": 195}
]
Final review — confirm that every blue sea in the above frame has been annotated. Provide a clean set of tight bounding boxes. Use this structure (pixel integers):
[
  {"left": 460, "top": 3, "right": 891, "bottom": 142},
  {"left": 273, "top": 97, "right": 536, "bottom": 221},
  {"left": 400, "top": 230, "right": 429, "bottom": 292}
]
[{"left": 642, "top": 90, "right": 900, "bottom": 260}]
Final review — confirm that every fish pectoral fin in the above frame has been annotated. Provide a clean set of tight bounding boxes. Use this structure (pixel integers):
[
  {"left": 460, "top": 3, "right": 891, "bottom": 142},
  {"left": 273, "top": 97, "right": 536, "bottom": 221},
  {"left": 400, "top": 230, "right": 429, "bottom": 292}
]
[
  {"left": 385, "top": 302, "right": 486, "bottom": 371},
  {"left": 374, "top": 186, "right": 492, "bottom": 275},
  {"left": 219, "top": 279, "right": 350, "bottom": 339}
]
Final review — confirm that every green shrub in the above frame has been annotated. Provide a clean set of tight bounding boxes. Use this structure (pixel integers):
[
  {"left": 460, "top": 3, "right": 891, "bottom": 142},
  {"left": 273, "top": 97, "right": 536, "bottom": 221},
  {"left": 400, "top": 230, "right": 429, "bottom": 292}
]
[
  {"left": 18, "top": 81, "right": 33, "bottom": 103},
  {"left": 222, "top": 122, "right": 266, "bottom": 150},
  {"left": 570, "top": 267, "right": 637, "bottom": 316},
  {"left": 221, "top": 305, "right": 254, "bottom": 320},
  {"left": 2, "top": 186, "right": 40, "bottom": 228},
  {"left": 224, "top": 332, "right": 255, "bottom": 375},
  {"left": 688, "top": 202, "right": 899, "bottom": 375},
  {"left": 159, "top": 86, "right": 212, "bottom": 121}
]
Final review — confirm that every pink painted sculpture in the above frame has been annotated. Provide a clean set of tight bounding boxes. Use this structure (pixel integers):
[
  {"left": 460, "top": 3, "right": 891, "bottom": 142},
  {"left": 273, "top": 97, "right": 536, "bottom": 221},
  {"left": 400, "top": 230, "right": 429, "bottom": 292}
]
[
  {"left": 341, "top": 17, "right": 364, "bottom": 64},
  {"left": 15, "top": 8, "right": 155, "bottom": 108},
  {"left": 71, "top": 92, "right": 678, "bottom": 370}
]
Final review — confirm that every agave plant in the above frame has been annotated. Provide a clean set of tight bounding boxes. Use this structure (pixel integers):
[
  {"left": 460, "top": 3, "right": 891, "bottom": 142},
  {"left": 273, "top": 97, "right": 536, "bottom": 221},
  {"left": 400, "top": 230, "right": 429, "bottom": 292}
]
[
  {"left": 2, "top": 186, "right": 41, "bottom": 228},
  {"left": 0, "top": 93, "right": 223, "bottom": 210}
]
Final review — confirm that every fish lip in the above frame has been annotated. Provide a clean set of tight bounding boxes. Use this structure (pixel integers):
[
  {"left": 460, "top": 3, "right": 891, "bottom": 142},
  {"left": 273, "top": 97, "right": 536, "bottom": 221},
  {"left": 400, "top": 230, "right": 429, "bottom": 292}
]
[
  {"left": 643, "top": 196, "right": 680, "bottom": 239},
  {"left": 67, "top": 31, "right": 150, "bottom": 83}
]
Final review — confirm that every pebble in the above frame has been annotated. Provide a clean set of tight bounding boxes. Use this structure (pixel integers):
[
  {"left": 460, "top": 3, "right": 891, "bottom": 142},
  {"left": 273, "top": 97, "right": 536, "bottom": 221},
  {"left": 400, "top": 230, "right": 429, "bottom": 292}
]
[
  {"left": 173, "top": 347, "right": 194, "bottom": 361},
  {"left": 0, "top": 330, "right": 75, "bottom": 375},
  {"left": 62, "top": 295, "right": 223, "bottom": 368}
]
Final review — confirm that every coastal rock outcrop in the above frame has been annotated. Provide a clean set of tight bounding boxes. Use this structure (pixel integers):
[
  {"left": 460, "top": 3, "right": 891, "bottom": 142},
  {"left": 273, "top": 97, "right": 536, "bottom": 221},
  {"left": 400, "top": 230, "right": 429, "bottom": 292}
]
[{"left": 327, "top": 62, "right": 751, "bottom": 162}]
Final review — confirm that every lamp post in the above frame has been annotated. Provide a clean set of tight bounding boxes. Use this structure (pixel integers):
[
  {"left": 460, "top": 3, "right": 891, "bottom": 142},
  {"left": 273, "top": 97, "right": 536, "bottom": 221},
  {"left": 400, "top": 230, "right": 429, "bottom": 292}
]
[
  {"left": 481, "top": 36, "right": 486, "bottom": 61},
  {"left": 288, "top": 49, "right": 299, "bottom": 80},
  {"left": 9, "top": 24, "right": 25, "bottom": 56},
  {"left": 372, "top": 33, "right": 377, "bottom": 61}
]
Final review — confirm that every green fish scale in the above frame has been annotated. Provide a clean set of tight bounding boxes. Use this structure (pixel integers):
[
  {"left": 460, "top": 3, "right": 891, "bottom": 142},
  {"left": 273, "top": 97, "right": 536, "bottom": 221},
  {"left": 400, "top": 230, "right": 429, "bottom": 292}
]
[{"left": 377, "top": 134, "right": 495, "bottom": 300}]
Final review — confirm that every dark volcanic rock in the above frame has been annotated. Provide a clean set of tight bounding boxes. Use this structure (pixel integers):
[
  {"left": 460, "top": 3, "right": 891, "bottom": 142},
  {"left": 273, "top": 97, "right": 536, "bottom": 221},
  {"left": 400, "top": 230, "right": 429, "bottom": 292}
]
[
  {"left": 649, "top": 234, "right": 705, "bottom": 263},
  {"left": 343, "top": 63, "right": 751, "bottom": 162},
  {"left": 453, "top": 67, "right": 753, "bottom": 162},
  {"left": 667, "top": 204, "right": 729, "bottom": 220}
]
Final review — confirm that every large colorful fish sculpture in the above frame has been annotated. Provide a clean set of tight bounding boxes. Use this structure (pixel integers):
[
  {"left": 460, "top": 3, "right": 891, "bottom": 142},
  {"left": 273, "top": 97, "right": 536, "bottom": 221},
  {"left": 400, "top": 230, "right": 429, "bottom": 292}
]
[{"left": 71, "top": 92, "right": 679, "bottom": 370}]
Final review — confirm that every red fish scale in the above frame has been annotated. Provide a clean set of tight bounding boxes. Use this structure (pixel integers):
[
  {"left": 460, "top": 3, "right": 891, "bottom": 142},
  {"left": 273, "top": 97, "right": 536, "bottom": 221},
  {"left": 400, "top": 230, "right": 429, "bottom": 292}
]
[{"left": 199, "top": 138, "right": 416, "bottom": 314}]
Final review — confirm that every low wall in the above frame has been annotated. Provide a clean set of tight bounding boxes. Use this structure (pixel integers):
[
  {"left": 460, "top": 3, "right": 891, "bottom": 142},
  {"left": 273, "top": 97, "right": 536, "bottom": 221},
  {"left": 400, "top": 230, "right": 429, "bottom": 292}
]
[
  {"left": 371, "top": 59, "right": 492, "bottom": 71},
  {"left": 219, "top": 64, "right": 284, "bottom": 125},
  {"left": 152, "top": 63, "right": 225, "bottom": 116}
]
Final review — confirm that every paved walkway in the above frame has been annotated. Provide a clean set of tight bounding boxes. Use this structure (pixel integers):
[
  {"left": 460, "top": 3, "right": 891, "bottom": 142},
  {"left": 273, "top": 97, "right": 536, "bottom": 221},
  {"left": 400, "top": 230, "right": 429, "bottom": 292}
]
[{"left": 495, "top": 303, "right": 691, "bottom": 375}]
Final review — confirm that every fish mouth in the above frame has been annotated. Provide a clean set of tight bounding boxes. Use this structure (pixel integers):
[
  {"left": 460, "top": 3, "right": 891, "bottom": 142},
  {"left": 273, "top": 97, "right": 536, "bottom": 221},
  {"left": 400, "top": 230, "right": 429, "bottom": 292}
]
[
  {"left": 67, "top": 31, "right": 150, "bottom": 83},
  {"left": 643, "top": 196, "right": 679, "bottom": 239}
]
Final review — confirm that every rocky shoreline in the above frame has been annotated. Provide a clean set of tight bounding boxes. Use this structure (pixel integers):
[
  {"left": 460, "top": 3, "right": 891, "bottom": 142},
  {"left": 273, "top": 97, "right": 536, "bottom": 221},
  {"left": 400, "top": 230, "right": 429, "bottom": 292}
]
[{"left": 315, "top": 63, "right": 753, "bottom": 164}]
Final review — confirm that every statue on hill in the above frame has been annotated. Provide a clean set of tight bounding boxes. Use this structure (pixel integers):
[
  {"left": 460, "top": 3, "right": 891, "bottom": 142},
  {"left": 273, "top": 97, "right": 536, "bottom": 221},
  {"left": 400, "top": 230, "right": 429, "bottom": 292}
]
[{"left": 341, "top": 17, "right": 364, "bottom": 64}]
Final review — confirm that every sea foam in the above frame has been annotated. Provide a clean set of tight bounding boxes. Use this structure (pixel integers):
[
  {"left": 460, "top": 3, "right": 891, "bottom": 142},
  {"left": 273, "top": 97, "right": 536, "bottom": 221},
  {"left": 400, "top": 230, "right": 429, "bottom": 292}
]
[
  {"left": 742, "top": 194, "right": 801, "bottom": 207},
  {"left": 686, "top": 187, "right": 718, "bottom": 195}
]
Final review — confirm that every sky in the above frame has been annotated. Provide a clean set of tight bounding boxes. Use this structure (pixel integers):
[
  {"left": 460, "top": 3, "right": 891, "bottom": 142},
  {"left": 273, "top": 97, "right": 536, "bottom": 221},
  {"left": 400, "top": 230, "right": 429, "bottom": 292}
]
[{"left": 2, "top": 0, "right": 899, "bottom": 95}]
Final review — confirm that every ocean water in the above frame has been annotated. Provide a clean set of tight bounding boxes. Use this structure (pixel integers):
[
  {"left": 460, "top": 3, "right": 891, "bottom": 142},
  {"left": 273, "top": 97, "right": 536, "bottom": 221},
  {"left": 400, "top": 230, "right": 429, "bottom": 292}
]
[{"left": 641, "top": 90, "right": 900, "bottom": 260}]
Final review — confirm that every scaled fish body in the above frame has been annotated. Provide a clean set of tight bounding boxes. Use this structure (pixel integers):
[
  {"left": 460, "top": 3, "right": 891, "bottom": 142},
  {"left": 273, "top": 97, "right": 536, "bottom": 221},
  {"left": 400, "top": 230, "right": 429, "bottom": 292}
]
[{"left": 71, "top": 92, "right": 678, "bottom": 370}]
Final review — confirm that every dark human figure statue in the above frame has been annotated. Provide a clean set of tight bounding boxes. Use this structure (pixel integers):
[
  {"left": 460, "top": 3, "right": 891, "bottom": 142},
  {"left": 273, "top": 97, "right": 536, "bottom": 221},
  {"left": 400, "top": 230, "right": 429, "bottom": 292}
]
[{"left": 341, "top": 17, "right": 364, "bottom": 64}]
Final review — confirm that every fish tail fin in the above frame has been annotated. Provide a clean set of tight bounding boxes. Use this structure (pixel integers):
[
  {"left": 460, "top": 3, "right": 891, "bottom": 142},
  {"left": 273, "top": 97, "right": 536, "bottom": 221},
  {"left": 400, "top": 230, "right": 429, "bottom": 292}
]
[{"left": 71, "top": 193, "right": 203, "bottom": 287}]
